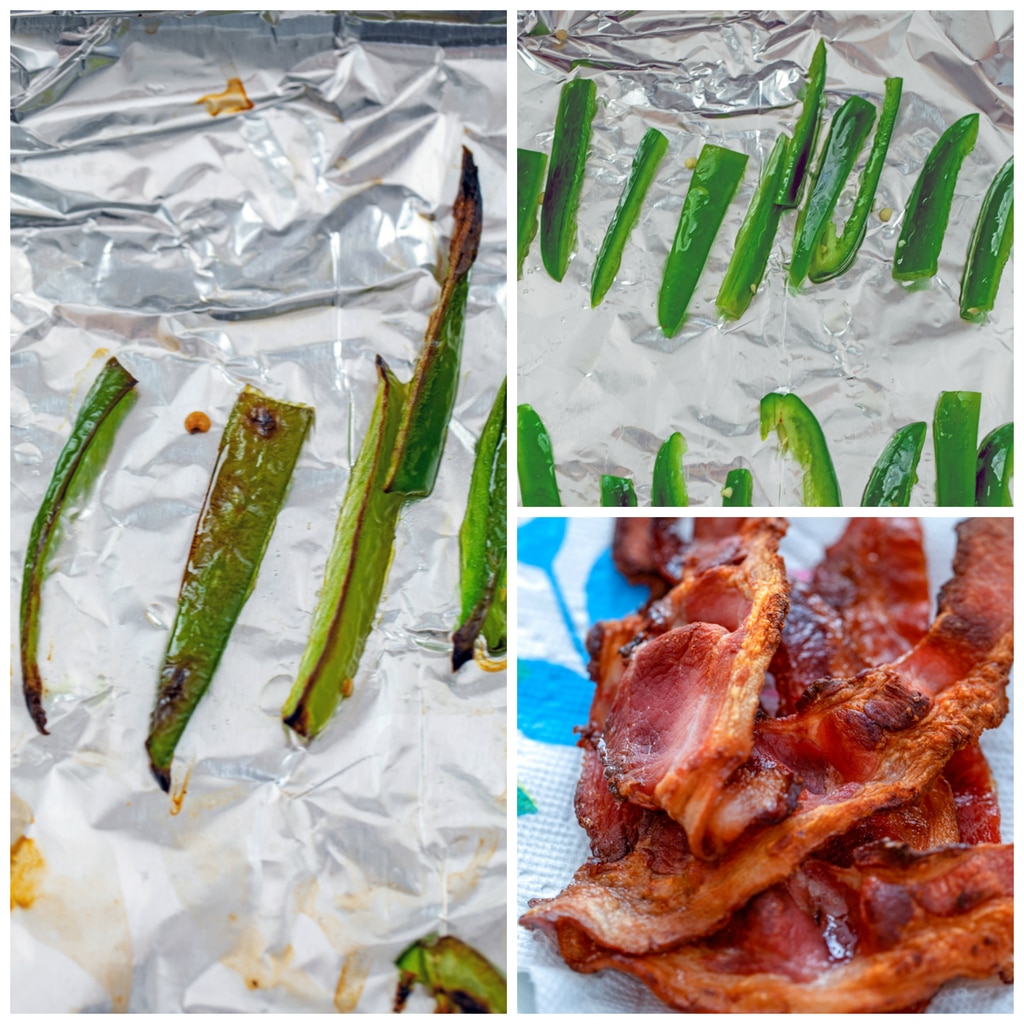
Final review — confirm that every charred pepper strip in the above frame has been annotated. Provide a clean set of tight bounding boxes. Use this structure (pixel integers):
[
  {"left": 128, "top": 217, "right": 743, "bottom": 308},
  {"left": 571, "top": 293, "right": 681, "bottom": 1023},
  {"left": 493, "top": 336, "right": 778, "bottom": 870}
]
[
  {"left": 860, "top": 421, "right": 926, "bottom": 507},
  {"left": 517, "top": 148, "right": 548, "bottom": 278},
  {"left": 600, "top": 474, "right": 637, "bottom": 507},
  {"left": 540, "top": 77, "right": 597, "bottom": 282},
  {"left": 721, "top": 468, "right": 753, "bottom": 507},
  {"left": 789, "top": 95, "right": 876, "bottom": 288},
  {"left": 933, "top": 390, "right": 981, "bottom": 507},
  {"left": 393, "top": 933, "right": 507, "bottom": 1013},
  {"left": 20, "top": 356, "right": 137, "bottom": 734},
  {"left": 760, "top": 392, "right": 842, "bottom": 506},
  {"left": 717, "top": 134, "right": 789, "bottom": 319},
  {"left": 960, "top": 156, "right": 1013, "bottom": 321},
  {"left": 810, "top": 77, "right": 903, "bottom": 282},
  {"left": 591, "top": 127, "right": 669, "bottom": 306},
  {"left": 775, "top": 38, "right": 826, "bottom": 208},
  {"left": 893, "top": 113, "right": 980, "bottom": 281},
  {"left": 659, "top": 143, "right": 747, "bottom": 337},
  {"left": 652, "top": 431, "right": 688, "bottom": 506},
  {"left": 385, "top": 147, "right": 482, "bottom": 498},
  {"left": 282, "top": 359, "right": 406, "bottom": 740},
  {"left": 517, "top": 403, "right": 561, "bottom": 506},
  {"left": 975, "top": 422, "right": 1013, "bottom": 507},
  {"left": 452, "top": 378, "right": 507, "bottom": 671},
  {"left": 147, "top": 387, "right": 313, "bottom": 789}
]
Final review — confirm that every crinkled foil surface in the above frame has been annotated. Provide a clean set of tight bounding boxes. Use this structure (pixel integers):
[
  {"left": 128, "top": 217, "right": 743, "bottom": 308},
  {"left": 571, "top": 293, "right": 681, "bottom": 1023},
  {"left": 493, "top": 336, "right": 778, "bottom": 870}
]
[
  {"left": 517, "top": 11, "right": 1012, "bottom": 506},
  {"left": 11, "top": 11, "right": 506, "bottom": 1012}
]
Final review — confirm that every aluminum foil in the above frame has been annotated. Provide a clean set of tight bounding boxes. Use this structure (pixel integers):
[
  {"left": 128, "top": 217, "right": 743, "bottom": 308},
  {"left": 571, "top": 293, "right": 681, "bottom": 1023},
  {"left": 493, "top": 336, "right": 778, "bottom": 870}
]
[
  {"left": 11, "top": 11, "right": 506, "bottom": 1012},
  {"left": 516, "top": 11, "right": 1013, "bottom": 506}
]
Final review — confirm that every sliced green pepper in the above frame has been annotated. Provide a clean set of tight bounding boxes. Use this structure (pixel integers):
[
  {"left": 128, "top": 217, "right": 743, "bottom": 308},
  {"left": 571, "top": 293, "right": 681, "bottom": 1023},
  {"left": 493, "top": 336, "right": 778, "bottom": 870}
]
[
  {"left": 600, "top": 474, "right": 637, "bottom": 507},
  {"left": 385, "top": 147, "right": 482, "bottom": 498},
  {"left": 517, "top": 148, "right": 548, "bottom": 278},
  {"left": 933, "top": 390, "right": 981, "bottom": 507},
  {"left": 960, "top": 156, "right": 1013, "bottom": 321},
  {"left": 540, "top": 77, "right": 597, "bottom": 282},
  {"left": 976, "top": 422, "right": 1013, "bottom": 507},
  {"left": 148, "top": 386, "right": 313, "bottom": 789},
  {"left": 20, "top": 356, "right": 137, "bottom": 735},
  {"left": 282, "top": 359, "right": 405, "bottom": 741},
  {"left": 393, "top": 933, "right": 506, "bottom": 1013},
  {"left": 652, "top": 431, "right": 688, "bottom": 506},
  {"left": 717, "top": 134, "right": 789, "bottom": 319},
  {"left": 760, "top": 392, "right": 842, "bottom": 506},
  {"left": 775, "top": 38, "right": 826, "bottom": 208},
  {"left": 809, "top": 77, "right": 903, "bottom": 282},
  {"left": 789, "top": 95, "right": 876, "bottom": 288},
  {"left": 517, "top": 403, "right": 561, "bottom": 506},
  {"left": 591, "top": 127, "right": 669, "bottom": 307},
  {"left": 893, "top": 113, "right": 980, "bottom": 282},
  {"left": 860, "top": 421, "right": 926, "bottom": 507},
  {"left": 721, "top": 467, "right": 753, "bottom": 507},
  {"left": 452, "top": 379, "right": 507, "bottom": 671},
  {"left": 659, "top": 143, "right": 747, "bottom": 337}
]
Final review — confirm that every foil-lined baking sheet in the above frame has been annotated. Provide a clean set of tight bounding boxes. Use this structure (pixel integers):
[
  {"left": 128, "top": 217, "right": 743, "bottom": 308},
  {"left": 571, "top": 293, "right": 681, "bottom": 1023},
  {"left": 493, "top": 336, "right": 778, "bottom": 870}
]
[
  {"left": 11, "top": 11, "right": 506, "bottom": 1012},
  {"left": 516, "top": 11, "right": 1012, "bottom": 506}
]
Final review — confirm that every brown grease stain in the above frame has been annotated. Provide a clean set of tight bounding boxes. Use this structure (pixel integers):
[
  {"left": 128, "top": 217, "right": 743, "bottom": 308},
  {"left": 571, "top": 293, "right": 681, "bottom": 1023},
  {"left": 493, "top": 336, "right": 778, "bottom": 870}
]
[
  {"left": 196, "top": 77, "right": 254, "bottom": 117},
  {"left": 447, "top": 832, "right": 500, "bottom": 903},
  {"left": 333, "top": 950, "right": 370, "bottom": 1012},
  {"left": 169, "top": 763, "right": 193, "bottom": 816},
  {"left": 221, "top": 928, "right": 323, "bottom": 1002},
  {"left": 11, "top": 836, "right": 44, "bottom": 910}
]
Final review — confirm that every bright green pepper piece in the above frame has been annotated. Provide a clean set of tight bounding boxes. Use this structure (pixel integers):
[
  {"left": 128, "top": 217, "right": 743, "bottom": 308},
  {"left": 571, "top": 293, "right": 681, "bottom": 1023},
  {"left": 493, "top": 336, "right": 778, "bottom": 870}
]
[
  {"left": 591, "top": 127, "right": 669, "bottom": 306},
  {"left": 776, "top": 39, "right": 826, "bottom": 208},
  {"left": 717, "top": 134, "right": 789, "bottom": 319},
  {"left": 148, "top": 386, "right": 313, "bottom": 789},
  {"left": 933, "top": 390, "right": 981, "bottom": 507},
  {"left": 452, "top": 379, "right": 507, "bottom": 670},
  {"left": 721, "top": 468, "right": 753, "bottom": 507},
  {"left": 517, "top": 148, "right": 548, "bottom": 278},
  {"left": 517, "top": 404, "right": 561, "bottom": 506},
  {"left": 659, "top": 143, "right": 747, "bottom": 337},
  {"left": 385, "top": 147, "right": 481, "bottom": 497},
  {"left": 652, "top": 431, "right": 689, "bottom": 506},
  {"left": 600, "top": 474, "right": 637, "bottom": 507},
  {"left": 861, "top": 421, "right": 926, "bottom": 507},
  {"left": 393, "top": 933, "right": 506, "bottom": 1013},
  {"left": 893, "top": 114, "right": 980, "bottom": 281},
  {"left": 976, "top": 422, "right": 1013, "bottom": 507},
  {"left": 810, "top": 77, "right": 903, "bottom": 282},
  {"left": 540, "top": 77, "right": 597, "bottom": 282},
  {"left": 760, "top": 392, "right": 842, "bottom": 506},
  {"left": 20, "top": 356, "right": 137, "bottom": 734},
  {"left": 960, "top": 156, "right": 1013, "bottom": 321}
]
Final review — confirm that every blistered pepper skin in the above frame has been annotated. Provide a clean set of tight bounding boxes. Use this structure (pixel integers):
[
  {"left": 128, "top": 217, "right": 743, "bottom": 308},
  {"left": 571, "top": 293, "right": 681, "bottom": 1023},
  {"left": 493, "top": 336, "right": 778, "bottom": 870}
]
[
  {"left": 600, "top": 474, "right": 638, "bottom": 507},
  {"left": 393, "top": 933, "right": 507, "bottom": 1014},
  {"left": 776, "top": 38, "right": 826, "bottom": 208}
]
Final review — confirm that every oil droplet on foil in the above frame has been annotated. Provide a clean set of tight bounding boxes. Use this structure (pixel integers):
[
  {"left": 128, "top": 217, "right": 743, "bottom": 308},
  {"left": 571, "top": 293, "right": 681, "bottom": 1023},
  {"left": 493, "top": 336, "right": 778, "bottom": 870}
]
[
  {"left": 196, "top": 78, "right": 254, "bottom": 117},
  {"left": 11, "top": 836, "right": 45, "bottom": 910},
  {"left": 334, "top": 951, "right": 370, "bottom": 1012},
  {"left": 169, "top": 763, "right": 193, "bottom": 816},
  {"left": 221, "top": 927, "right": 324, "bottom": 1003}
]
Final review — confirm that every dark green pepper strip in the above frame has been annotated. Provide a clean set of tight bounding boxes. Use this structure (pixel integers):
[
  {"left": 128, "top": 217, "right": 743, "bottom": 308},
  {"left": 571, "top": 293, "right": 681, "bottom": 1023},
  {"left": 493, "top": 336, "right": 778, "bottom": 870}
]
[
  {"left": 810, "top": 77, "right": 903, "bottom": 282},
  {"left": 452, "top": 378, "right": 507, "bottom": 671},
  {"left": 385, "top": 147, "right": 481, "bottom": 497},
  {"left": 20, "top": 356, "right": 137, "bottom": 735},
  {"left": 760, "top": 392, "right": 842, "bottom": 506},
  {"left": 393, "top": 933, "right": 506, "bottom": 1013},
  {"left": 775, "top": 38, "right": 826, "bottom": 208},
  {"left": 860, "top": 421, "right": 926, "bottom": 507},
  {"left": 540, "top": 77, "right": 597, "bottom": 282},
  {"left": 976, "top": 422, "right": 1013, "bottom": 507},
  {"left": 721, "top": 468, "right": 753, "bottom": 507},
  {"left": 789, "top": 95, "right": 876, "bottom": 288},
  {"left": 717, "top": 134, "right": 789, "bottom": 319},
  {"left": 517, "top": 403, "right": 561, "bottom": 506},
  {"left": 960, "top": 156, "right": 1013, "bottom": 321},
  {"left": 517, "top": 148, "right": 547, "bottom": 278},
  {"left": 600, "top": 474, "right": 637, "bottom": 507},
  {"left": 652, "top": 431, "right": 688, "bottom": 506},
  {"left": 282, "top": 358, "right": 405, "bottom": 741},
  {"left": 658, "top": 143, "right": 747, "bottom": 337},
  {"left": 893, "top": 113, "right": 980, "bottom": 281},
  {"left": 933, "top": 390, "right": 981, "bottom": 507},
  {"left": 591, "top": 127, "right": 669, "bottom": 306},
  {"left": 148, "top": 386, "right": 313, "bottom": 789}
]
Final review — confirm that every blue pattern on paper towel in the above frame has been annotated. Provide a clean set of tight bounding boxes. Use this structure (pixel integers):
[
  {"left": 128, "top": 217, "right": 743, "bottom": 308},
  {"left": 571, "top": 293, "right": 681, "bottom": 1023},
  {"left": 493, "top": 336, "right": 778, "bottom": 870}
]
[{"left": 517, "top": 519, "right": 650, "bottom": 747}]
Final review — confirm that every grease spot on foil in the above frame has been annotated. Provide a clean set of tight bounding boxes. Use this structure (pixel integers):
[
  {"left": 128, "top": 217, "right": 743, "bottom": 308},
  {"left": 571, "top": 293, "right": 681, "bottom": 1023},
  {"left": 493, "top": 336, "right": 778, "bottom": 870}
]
[
  {"left": 446, "top": 831, "right": 500, "bottom": 903},
  {"left": 11, "top": 836, "right": 44, "bottom": 910},
  {"left": 196, "top": 78, "right": 255, "bottom": 117},
  {"left": 334, "top": 950, "right": 370, "bottom": 1012},
  {"left": 221, "top": 929, "right": 322, "bottom": 1001}
]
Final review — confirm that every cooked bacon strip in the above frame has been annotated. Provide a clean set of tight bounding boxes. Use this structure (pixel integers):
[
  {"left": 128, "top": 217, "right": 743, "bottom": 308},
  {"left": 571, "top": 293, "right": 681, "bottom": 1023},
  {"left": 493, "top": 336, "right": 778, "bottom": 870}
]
[
  {"left": 943, "top": 742, "right": 1002, "bottom": 845},
  {"left": 610, "top": 518, "right": 678, "bottom": 597}
]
